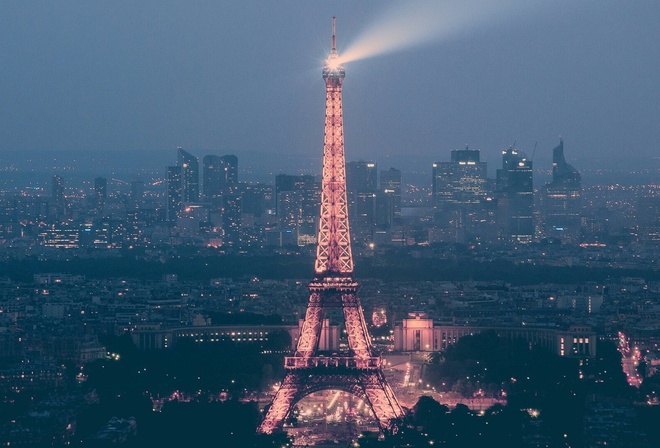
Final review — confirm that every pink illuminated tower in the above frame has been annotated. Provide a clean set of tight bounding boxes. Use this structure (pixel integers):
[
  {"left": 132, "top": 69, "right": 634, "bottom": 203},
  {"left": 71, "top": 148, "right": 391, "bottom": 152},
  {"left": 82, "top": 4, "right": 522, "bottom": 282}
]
[{"left": 258, "top": 17, "right": 404, "bottom": 435}]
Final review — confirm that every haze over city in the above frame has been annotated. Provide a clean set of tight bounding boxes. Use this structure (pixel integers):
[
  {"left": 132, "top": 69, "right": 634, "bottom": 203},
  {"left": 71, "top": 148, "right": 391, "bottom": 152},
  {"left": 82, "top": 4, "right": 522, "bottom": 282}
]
[{"left": 1, "top": 1, "right": 659, "bottom": 177}]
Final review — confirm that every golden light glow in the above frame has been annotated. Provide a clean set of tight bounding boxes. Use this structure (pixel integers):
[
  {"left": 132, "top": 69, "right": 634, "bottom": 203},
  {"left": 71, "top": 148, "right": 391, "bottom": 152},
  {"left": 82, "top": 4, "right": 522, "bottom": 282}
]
[{"left": 326, "top": 56, "right": 341, "bottom": 70}]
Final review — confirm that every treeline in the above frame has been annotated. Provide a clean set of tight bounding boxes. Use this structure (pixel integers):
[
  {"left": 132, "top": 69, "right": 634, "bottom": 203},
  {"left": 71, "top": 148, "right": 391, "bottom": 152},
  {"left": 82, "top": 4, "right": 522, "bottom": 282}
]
[{"left": 2, "top": 253, "right": 658, "bottom": 284}]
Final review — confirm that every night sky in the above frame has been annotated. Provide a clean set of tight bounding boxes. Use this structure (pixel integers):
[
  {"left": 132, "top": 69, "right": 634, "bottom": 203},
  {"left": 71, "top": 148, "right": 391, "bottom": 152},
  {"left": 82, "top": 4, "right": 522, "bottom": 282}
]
[{"left": 1, "top": 1, "right": 659, "bottom": 175}]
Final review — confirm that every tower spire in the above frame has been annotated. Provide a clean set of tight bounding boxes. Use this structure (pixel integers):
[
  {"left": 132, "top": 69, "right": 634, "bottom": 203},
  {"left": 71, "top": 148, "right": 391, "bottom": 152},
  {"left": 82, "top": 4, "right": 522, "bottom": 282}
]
[{"left": 332, "top": 16, "right": 337, "bottom": 53}]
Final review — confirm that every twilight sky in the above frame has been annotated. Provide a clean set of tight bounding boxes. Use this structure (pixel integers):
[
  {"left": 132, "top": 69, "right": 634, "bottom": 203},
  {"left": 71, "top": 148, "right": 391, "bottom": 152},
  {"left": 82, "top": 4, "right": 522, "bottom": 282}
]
[{"left": 0, "top": 1, "right": 659, "bottom": 176}]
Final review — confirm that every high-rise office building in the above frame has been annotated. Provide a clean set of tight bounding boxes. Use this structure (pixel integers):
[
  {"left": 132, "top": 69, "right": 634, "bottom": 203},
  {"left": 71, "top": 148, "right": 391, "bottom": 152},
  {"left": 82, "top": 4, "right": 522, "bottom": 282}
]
[
  {"left": 177, "top": 147, "right": 199, "bottom": 203},
  {"left": 221, "top": 193, "right": 242, "bottom": 247},
  {"left": 275, "top": 174, "right": 319, "bottom": 245},
  {"left": 432, "top": 147, "right": 487, "bottom": 208},
  {"left": 542, "top": 139, "right": 581, "bottom": 243},
  {"left": 51, "top": 175, "right": 65, "bottom": 218},
  {"left": 377, "top": 167, "right": 401, "bottom": 228},
  {"left": 496, "top": 147, "right": 534, "bottom": 243},
  {"left": 166, "top": 166, "right": 182, "bottom": 223},
  {"left": 130, "top": 180, "right": 144, "bottom": 208},
  {"left": 347, "top": 161, "right": 378, "bottom": 195},
  {"left": 202, "top": 154, "right": 238, "bottom": 200},
  {"left": 430, "top": 148, "right": 488, "bottom": 243},
  {"left": 240, "top": 183, "right": 274, "bottom": 246},
  {"left": 346, "top": 161, "right": 377, "bottom": 241},
  {"left": 94, "top": 177, "right": 107, "bottom": 213},
  {"left": 637, "top": 196, "right": 660, "bottom": 242}
]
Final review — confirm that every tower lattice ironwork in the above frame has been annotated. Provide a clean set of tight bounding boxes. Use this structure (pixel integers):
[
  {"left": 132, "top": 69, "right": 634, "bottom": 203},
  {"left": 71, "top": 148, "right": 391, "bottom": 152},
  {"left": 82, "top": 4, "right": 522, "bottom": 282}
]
[{"left": 258, "top": 18, "right": 404, "bottom": 435}]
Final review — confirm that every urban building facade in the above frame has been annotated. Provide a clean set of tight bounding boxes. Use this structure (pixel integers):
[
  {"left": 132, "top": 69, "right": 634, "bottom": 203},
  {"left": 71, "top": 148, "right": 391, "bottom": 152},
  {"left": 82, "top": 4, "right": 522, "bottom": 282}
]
[
  {"left": 496, "top": 147, "right": 534, "bottom": 243},
  {"left": 543, "top": 139, "right": 582, "bottom": 243}
]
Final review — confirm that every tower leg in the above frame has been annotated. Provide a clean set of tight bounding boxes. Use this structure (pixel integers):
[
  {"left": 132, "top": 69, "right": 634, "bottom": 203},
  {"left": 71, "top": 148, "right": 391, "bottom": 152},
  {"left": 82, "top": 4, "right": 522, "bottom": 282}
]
[
  {"left": 342, "top": 293, "right": 372, "bottom": 359},
  {"left": 258, "top": 374, "right": 298, "bottom": 434},
  {"left": 362, "top": 372, "right": 404, "bottom": 432},
  {"left": 295, "top": 293, "right": 324, "bottom": 357}
]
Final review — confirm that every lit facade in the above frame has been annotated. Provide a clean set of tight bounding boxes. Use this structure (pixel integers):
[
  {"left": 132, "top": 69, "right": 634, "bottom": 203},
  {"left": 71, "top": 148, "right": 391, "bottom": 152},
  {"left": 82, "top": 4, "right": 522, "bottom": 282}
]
[
  {"left": 432, "top": 148, "right": 487, "bottom": 208},
  {"left": 166, "top": 166, "right": 182, "bottom": 223},
  {"left": 543, "top": 139, "right": 582, "bottom": 243},
  {"left": 377, "top": 167, "right": 402, "bottom": 228},
  {"left": 394, "top": 313, "right": 596, "bottom": 358},
  {"left": 177, "top": 147, "right": 200, "bottom": 203},
  {"left": 496, "top": 147, "right": 534, "bottom": 243},
  {"left": 94, "top": 177, "right": 107, "bottom": 213},
  {"left": 637, "top": 196, "right": 660, "bottom": 242},
  {"left": 202, "top": 154, "right": 238, "bottom": 201},
  {"left": 51, "top": 175, "right": 65, "bottom": 218},
  {"left": 131, "top": 321, "right": 338, "bottom": 352},
  {"left": 275, "top": 174, "right": 319, "bottom": 245},
  {"left": 346, "top": 161, "right": 377, "bottom": 245},
  {"left": 431, "top": 148, "right": 489, "bottom": 243}
]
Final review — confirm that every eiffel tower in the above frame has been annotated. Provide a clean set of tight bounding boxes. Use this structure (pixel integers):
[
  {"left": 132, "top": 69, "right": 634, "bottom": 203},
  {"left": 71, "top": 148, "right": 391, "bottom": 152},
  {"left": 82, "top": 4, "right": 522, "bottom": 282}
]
[{"left": 258, "top": 17, "right": 404, "bottom": 435}]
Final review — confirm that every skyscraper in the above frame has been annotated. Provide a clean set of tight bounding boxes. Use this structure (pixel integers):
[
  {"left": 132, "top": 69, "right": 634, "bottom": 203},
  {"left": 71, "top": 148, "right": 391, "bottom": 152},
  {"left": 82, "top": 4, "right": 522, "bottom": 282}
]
[
  {"left": 346, "top": 161, "right": 377, "bottom": 243},
  {"left": 432, "top": 147, "right": 487, "bottom": 208},
  {"left": 202, "top": 154, "right": 238, "bottom": 200},
  {"left": 543, "top": 138, "right": 582, "bottom": 243},
  {"left": 430, "top": 148, "right": 488, "bottom": 243},
  {"left": 275, "top": 174, "right": 319, "bottom": 245},
  {"left": 51, "top": 175, "right": 65, "bottom": 218},
  {"left": 94, "top": 177, "right": 107, "bottom": 213},
  {"left": 177, "top": 147, "right": 199, "bottom": 203},
  {"left": 166, "top": 166, "right": 182, "bottom": 223},
  {"left": 130, "top": 180, "right": 144, "bottom": 208},
  {"left": 346, "top": 161, "right": 378, "bottom": 196},
  {"left": 496, "top": 147, "right": 534, "bottom": 243},
  {"left": 637, "top": 196, "right": 660, "bottom": 242},
  {"left": 377, "top": 167, "right": 402, "bottom": 228}
]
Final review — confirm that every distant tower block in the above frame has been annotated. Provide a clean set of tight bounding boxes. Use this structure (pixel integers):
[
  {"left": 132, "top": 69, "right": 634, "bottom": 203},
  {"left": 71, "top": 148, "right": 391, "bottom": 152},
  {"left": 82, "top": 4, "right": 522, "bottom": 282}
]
[{"left": 258, "top": 18, "right": 403, "bottom": 435}]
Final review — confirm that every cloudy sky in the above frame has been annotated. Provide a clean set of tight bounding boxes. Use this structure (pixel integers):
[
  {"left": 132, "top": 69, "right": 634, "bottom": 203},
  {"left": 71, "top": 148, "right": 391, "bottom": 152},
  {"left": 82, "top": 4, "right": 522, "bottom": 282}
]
[{"left": 1, "top": 1, "right": 658, "bottom": 175}]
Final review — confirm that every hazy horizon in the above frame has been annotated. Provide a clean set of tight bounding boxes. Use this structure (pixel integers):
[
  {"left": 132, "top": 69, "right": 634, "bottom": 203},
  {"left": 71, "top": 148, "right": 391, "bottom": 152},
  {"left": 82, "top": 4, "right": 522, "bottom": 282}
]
[{"left": 1, "top": 1, "right": 659, "bottom": 180}]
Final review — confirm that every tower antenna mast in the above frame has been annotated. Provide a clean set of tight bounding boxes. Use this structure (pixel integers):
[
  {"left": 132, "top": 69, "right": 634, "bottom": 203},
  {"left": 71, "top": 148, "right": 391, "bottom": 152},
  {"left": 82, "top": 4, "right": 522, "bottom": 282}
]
[{"left": 332, "top": 16, "right": 337, "bottom": 53}]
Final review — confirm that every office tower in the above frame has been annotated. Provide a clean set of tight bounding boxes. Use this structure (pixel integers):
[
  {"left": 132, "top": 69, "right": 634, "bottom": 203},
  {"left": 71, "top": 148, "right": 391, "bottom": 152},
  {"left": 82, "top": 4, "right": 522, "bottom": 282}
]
[
  {"left": 220, "top": 193, "right": 241, "bottom": 247},
  {"left": 241, "top": 183, "right": 274, "bottom": 219},
  {"left": 496, "top": 147, "right": 534, "bottom": 243},
  {"left": 347, "top": 161, "right": 378, "bottom": 196},
  {"left": 543, "top": 138, "right": 582, "bottom": 243},
  {"left": 130, "top": 180, "right": 144, "bottom": 208},
  {"left": 377, "top": 167, "right": 402, "bottom": 228},
  {"left": 346, "top": 161, "right": 377, "bottom": 243},
  {"left": 238, "top": 183, "right": 273, "bottom": 246},
  {"left": 166, "top": 166, "right": 182, "bottom": 223},
  {"left": 637, "top": 196, "right": 660, "bottom": 242},
  {"left": 430, "top": 147, "right": 488, "bottom": 243},
  {"left": 220, "top": 154, "right": 238, "bottom": 185},
  {"left": 432, "top": 147, "right": 487, "bottom": 208},
  {"left": 94, "top": 177, "right": 107, "bottom": 213},
  {"left": 51, "top": 175, "right": 65, "bottom": 218},
  {"left": 275, "top": 174, "right": 319, "bottom": 244},
  {"left": 177, "top": 147, "right": 199, "bottom": 203},
  {"left": 259, "top": 18, "right": 403, "bottom": 434},
  {"left": 202, "top": 154, "right": 238, "bottom": 200}
]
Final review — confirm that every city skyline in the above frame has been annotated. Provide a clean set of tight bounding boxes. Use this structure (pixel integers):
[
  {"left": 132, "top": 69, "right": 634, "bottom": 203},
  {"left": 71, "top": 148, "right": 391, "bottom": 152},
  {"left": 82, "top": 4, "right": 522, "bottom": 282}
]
[
  {"left": 2, "top": 4, "right": 660, "bottom": 446},
  {"left": 0, "top": 1, "right": 659, "bottom": 174}
]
